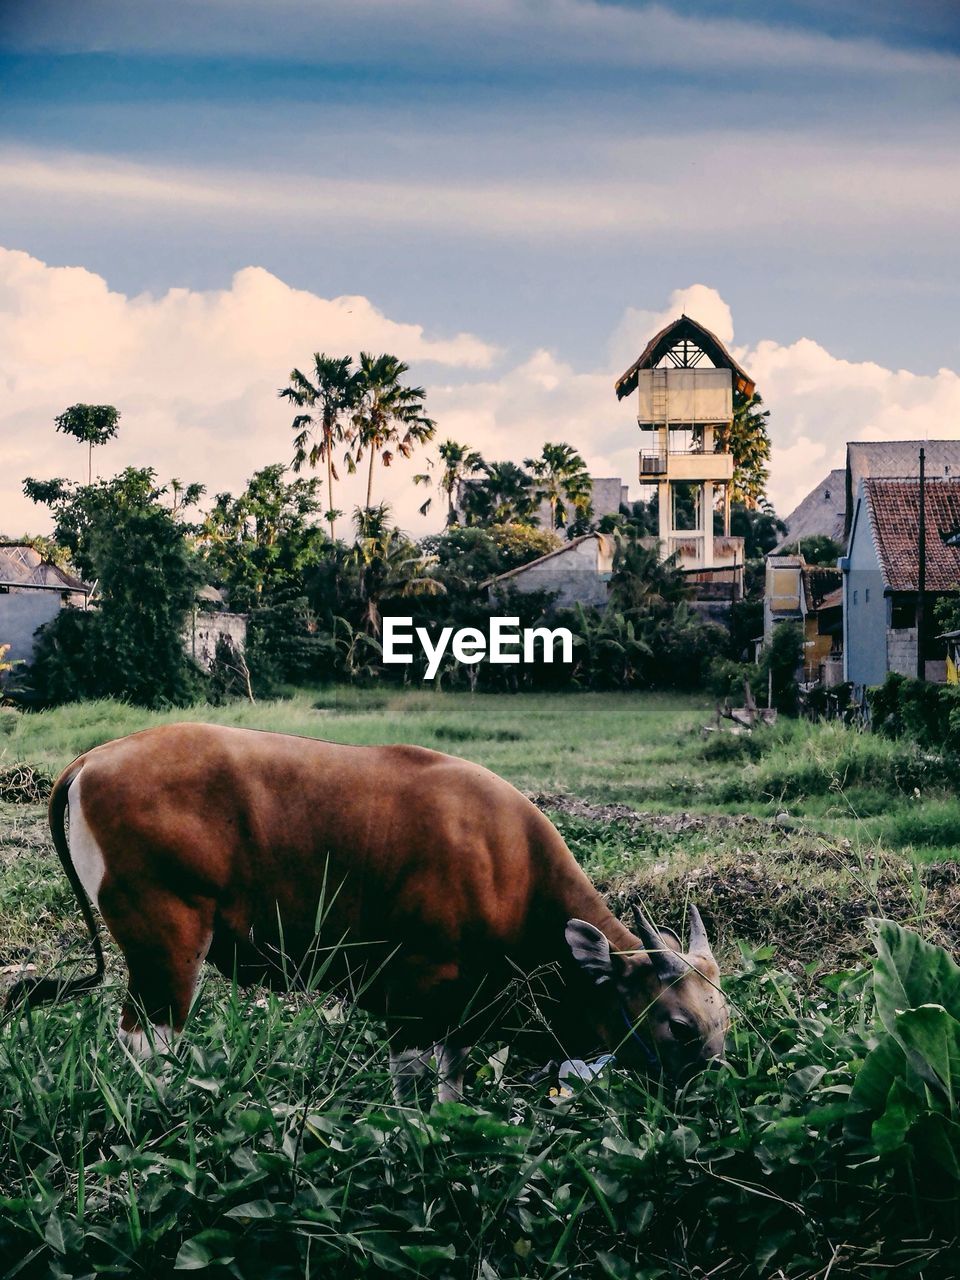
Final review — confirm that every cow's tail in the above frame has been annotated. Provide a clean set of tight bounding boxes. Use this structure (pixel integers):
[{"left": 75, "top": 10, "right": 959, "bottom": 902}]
[{"left": 4, "top": 759, "right": 106, "bottom": 1012}]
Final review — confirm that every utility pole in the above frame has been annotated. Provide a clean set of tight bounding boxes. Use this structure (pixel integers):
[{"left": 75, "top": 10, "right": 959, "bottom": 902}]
[{"left": 917, "top": 446, "right": 926, "bottom": 681}]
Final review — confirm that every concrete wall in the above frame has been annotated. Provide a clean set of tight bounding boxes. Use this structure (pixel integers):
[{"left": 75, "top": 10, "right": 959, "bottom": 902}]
[
  {"left": 493, "top": 537, "right": 612, "bottom": 609},
  {"left": 186, "top": 610, "right": 248, "bottom": 671},
  {"left": 0, "top": 590, "right": 62, "bottom": 672},
  {"left": 886, "top": 625, "right": 916, "bottom": 678},
  {"left": 843, "top": 492, "right": 888, "bottom": 687}
]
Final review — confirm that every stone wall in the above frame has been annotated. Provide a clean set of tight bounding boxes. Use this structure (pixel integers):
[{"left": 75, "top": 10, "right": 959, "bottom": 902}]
[{"left": 185, "top": 610, "right": 248, "bottom": 671}]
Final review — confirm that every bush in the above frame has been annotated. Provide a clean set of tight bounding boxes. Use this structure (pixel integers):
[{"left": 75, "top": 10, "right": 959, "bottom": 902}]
[{"left": 869, "top": 673, "right": 960, "bottom": 754}]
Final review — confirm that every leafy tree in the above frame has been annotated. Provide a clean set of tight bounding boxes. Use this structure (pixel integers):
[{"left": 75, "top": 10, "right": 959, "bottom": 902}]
[
  {"left": 461, "top": 461, "right": 539, "bottom": 526},
  {"left": 597, "top": 495, "right": 659, "bottom": 538},
  {"left": 27, "top": 469, "right": 205, "bottom": 708},
  {"left": 788, "top": 534, "right": 843, "bottom": 566},
  {"left": 280, "top": 353, "right": 358, "bottom": 538},
  {"left": 524, "top": 442, "right": 593, "bottom": 531},
  {"left": 350, "top": 353, "right": 435, "bottom": 510},
  {"left": 54, "top": 404, "right": 121, "bottom": 485},
  {"left": 414, "top": 439, "right": 485, "bottom": 524},
  {"left": 488, "top": 523, "right": 560, "bottom": 571},
  {"left": 715, "top": 389, "right": 772, "bottom": 508},
  {"left": 22, "top": 467, "right": 201, "bottom": 583},
  {"left": 729, "top": 502, "right": 787, "bottom": 560},
  {"left": 200, "top": 464, "right": 327, "bottom": 610}
]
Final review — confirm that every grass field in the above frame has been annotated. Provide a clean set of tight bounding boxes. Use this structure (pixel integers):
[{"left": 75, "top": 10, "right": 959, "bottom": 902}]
[{"left": 1, "top": 690, "right": 958, "bottom": 1276}]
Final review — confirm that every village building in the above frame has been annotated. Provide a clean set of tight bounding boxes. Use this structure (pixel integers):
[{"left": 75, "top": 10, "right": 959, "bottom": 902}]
[
  {"left": 843, "top": 441, "right": 960, "bottom": 537},
  {"left": 614, "top": 314, "right": 748, "bottom": 604},
  {"left": 840, "top": 476, "right": 960, "bottom": 689},
  {"left": 0, "top": 543, "right": 92, "bottom": 675},
  {"left": 482, "top": 532, "right": 615, "bottom": 609},
  {"left": 763, "top": 554, "right": 842, "bottom": 684}
]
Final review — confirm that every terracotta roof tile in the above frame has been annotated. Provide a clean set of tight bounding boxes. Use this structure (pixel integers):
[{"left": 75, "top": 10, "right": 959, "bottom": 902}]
[{"left": 864, "top": 477, "right": 960, "bottom": 592}]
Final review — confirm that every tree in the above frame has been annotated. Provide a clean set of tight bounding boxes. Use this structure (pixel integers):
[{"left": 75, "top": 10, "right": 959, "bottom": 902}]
[
  {"left": 26, "top": 468, "right": 205, "bottom": 708},
  {"left": 200, "top": 464, "right": 327, "bottom": 610},
  {"left": 54, "top": 404, "right": 120, "bottom": 485},
  {"left": 729, "top": 502, "right": 787, "bottom": 559},
  {"left": 608, "top": 536, "right": 691, "bottom": 616},
  {"left": 280, "top": 354, "right": 358, "bottom": 539},
  {"left": 524, "top": 442, "right": 593, "bottom": 531},
  {"left": 461, "top": 461, "right": 539, "bottom": 526},
  {"left": 352, "top": 504, "right": 444, "bottom": 634},
  {"left": 350, "top": 353, "right": 436, "bottom": 510},
  {"left": 715, "top": 390, "right": 772, "bottom": 508},
  {"left": 414, "top": 439, "right": 485, "bottom": 524}
]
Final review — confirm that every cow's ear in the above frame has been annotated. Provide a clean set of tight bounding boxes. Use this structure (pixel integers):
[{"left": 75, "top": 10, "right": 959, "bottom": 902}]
[{"left": 565, "top": 919, "right": 617, "bottom": 985}]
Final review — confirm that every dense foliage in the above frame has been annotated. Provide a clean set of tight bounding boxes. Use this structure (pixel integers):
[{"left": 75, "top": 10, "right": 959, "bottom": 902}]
[
  {"left": 0, "top": 920, "right": 956, "bottom": 1277},
  {"left": 869, "top": 671, "right": 960, "bottom": 753},
  {"left": 25, "top": 470, "right": 205, "bottom": 709}
]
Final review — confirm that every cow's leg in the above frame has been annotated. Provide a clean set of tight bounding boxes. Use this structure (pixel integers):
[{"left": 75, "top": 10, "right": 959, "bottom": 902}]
[
  {"left": 388, "top": 1045, "right": 433, "bottom": 1103},
  {"left": 434, "top": 1042, "right": 471, "bottom": 1103},
  {"left": 100, "top": 887, "right": 213, "bottom": 1059}
]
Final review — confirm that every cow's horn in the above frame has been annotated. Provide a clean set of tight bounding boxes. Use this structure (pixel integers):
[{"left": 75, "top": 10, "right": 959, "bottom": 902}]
[
  {"left": 686, "top": 903, "right": 713, "bottom": 959},
  {"left": 632, "top": 905, "right": 684, "bottom": 979}
]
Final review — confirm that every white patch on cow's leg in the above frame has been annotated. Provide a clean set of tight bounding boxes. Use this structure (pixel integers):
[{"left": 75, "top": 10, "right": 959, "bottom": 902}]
[
  {"left": 435, "top": 1043, "right": 471, "bottom": 1103},
  {"left": 389, "top": 1046, "right": 432, "bottom": 1103},
  {"left": 68, "top": 771, "right": 106, "bottom": 908},
  {"left": 118, "top": 1021, "right": 174, "bottom": 1059}
]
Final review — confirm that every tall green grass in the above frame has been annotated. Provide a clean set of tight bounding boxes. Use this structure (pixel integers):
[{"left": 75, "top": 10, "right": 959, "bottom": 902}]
[{"left": 1, "top": 927, "right": 957, "bottom": 1278}]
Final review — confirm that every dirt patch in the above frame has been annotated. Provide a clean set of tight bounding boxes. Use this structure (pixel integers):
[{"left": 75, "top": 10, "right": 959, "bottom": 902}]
[{"left": 530, "top": 792, "right": 959, "bottom": 971}]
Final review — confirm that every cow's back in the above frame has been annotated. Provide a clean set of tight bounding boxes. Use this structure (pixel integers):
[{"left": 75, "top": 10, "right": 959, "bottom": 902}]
[{"left": 75, "top": 722, "right": 564, "bottom": 993}]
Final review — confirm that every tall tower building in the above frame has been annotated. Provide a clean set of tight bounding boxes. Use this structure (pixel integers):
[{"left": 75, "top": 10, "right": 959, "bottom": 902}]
[{"left": 615, "top": 315, "right": 754, "bottom": 594}]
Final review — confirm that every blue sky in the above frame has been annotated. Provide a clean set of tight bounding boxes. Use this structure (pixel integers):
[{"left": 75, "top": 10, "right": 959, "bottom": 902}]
[{"left": 1, "top": 1, "right": 959, "bottom": 534}]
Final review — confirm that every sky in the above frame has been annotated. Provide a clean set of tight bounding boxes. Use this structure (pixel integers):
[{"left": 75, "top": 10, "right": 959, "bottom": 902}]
[{"left": 2, "top": 0, "right": 959, "bottom": 538}]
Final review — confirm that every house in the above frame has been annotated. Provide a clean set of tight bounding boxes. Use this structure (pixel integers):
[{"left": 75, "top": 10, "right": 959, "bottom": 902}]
[
  {"left": 840, "top": 476, "right": 960, "bottom": 688},
  {"left": 772, "top": 468, "right": 845, "bottom": 554},
  {"left": 0, "top": 543, "right": 92, "bottom": 674},
  {"left": 483, "top": 533, "right": 615, "bottom": 609},
  {"left": 763, "top": 554, "right": 842, "bottom": 683},
  {"left": 844, "top": 441, "right": 960, "bottom": 537}
]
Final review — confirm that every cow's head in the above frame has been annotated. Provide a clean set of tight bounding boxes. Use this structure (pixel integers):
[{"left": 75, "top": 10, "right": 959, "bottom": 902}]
[{"left": 565, "top": 904, "right": 728, "bottom": 1081}]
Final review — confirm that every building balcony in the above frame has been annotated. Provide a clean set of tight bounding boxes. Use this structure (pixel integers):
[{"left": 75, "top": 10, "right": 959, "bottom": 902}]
[{"left": 637, "top": 450, "right": 734, "bottom": 483}]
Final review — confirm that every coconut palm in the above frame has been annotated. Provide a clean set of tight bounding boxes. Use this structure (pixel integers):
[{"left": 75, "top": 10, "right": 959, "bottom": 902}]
[
  {"left": 524, "top": 442, "right": 593, "bottom": 531},
  {"left": 461, "top": 460, "right": 539, "bottom": 526},
  {"left": 352, "top": 504, "right": 444, "bottom": 634},
  {"left": 350, "top": 353, "right": 436, "bottom": 511},
  {"left": 414, "top": 439, "right": 486, "bottom": 524},
  {"left": 279, "top": 353, "right": 359, "bottom": 539}
]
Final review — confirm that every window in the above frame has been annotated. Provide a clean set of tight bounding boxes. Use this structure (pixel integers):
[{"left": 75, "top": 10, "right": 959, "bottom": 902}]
[
  {"left": 865, "top": 588, "right": 871, "bottom": 603},
  {"left": 891, "top": 599, "right": 915, "bottom": 629},
  {"left": 853, "top": 590, "right": 858, "bottom": 606}
]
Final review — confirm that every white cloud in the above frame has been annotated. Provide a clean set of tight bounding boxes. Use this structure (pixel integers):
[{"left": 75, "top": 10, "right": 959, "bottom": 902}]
[{"left": 3, "top": 249, "right": 960, "bottom": 546}]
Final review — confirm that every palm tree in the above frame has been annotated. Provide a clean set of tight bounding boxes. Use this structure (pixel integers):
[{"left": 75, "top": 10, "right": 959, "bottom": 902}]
[
  {"left": 714, "top": 389, "right": 772, "bottom": 509},
  {"left": 461, "top": 460, "right": 539, "bottom": 526},
  {"left": 524, "top": 442, "right": 593, "bottom": 531},
  {"left": 279, "top": 353, "right": 358, "bottom": 540},
  {"left": 350, "top": 353, "right": 436, "bottom": 511},
  {"left": 414, "top": 439, "right": 486, "bottom": 524},
  {"left": 351, "top": 504, "right": 444, "bottom": 634}
]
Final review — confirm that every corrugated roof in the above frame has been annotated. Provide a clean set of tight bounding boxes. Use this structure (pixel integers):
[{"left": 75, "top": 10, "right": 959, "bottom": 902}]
[
  {"left": 864, "top": 477, "right": 960, "bottom": 593},
  {"left": 0, "top": 544, "right": 89, "bottom": 593},
  {"left": 846, "top": 441, "right": 960, "bottom": 535},
  {"left": 614, "top": 315, "right": 755, "bottom": 401}
]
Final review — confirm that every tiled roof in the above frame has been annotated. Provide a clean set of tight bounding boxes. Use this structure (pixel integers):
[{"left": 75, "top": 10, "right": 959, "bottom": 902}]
[
  {"left": 864, "top": 478, "right": 960, "bottom": 592},
  {"left": 846, "top": 441, "right": 960, "bottom": 534}
]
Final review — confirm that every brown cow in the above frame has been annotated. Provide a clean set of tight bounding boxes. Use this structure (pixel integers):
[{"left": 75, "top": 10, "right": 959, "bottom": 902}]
[{"left": 8, "top": 723, "right": 728, "bottom": 1099}]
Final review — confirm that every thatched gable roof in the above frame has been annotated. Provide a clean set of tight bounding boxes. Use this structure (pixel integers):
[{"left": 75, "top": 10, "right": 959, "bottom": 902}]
[
  {"left": 0, "top": 543, "right": 90, "bottom": 593},
  {"left": 773, "top": 469, "right": 845, "bottom": 553},
  {"left": 615, "top": 314, "right": 755, "bottom": 401}
]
